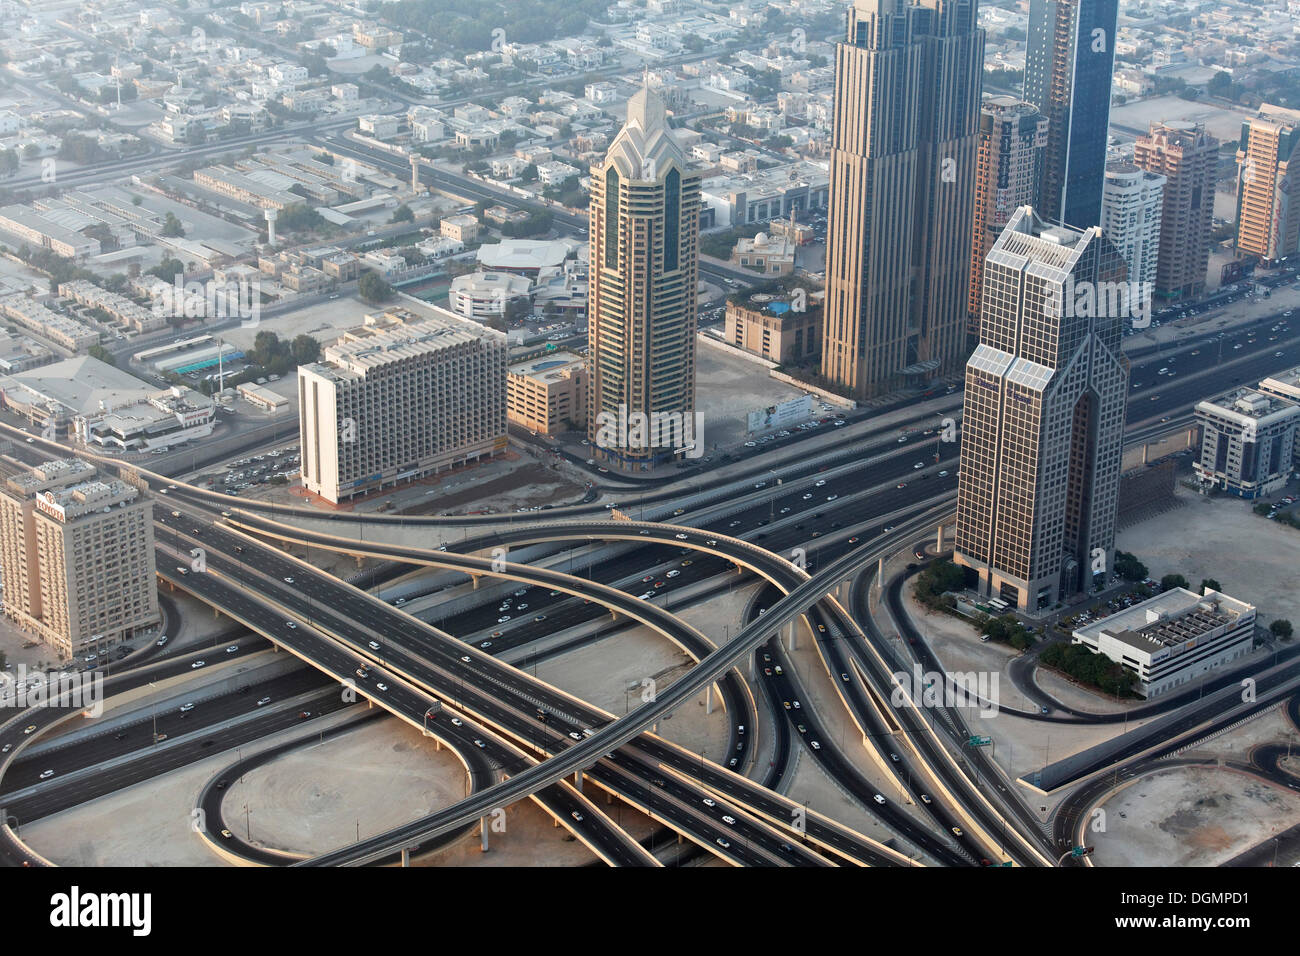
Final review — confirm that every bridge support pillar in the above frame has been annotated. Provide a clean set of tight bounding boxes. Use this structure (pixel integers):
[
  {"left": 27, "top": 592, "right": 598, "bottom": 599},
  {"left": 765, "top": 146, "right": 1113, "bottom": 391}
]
[
  {"left": 574, "top": 769, "right": 582, "bottom": 792},
  {"left": 606, "top": 789, "right": 613, "bottom": 805},
  {"left": 1141, "top": 443, "right": 1149, "bottom": 466},
  {"left": 1187, "top": 427, "right": 1196, "bottom": 448},
  {"left": 785, "top": 620, "right": 796, "bottom": 652},
  {"left": 705, "top": 682, "right": 713, "bottom": 715},
  {"left": 480, "top": 818, "right": 490, "bottom": 852},
  {"left": 878, "top": 556, "right": 884, "bottom": 582},
  {"left": 677, "top": 833, "right": 684, "bottom": 844},
  {"left": 471, "top": 574, "right": 480, "bottom": 589},
  {"left": 401, "top": 847, "right": 409, "bottom": 867},
  {"left": 935, "top": 524, "right": 943, "bottom": 552}
]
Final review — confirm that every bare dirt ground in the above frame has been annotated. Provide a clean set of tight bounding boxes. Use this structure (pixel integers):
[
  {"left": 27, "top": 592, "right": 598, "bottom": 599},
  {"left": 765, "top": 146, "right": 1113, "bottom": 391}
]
[
  {"left": 1116, "top": 484, "right": 1300, "bottom": 626},
  {"left": 1091, "top": 764, "right": 1300, "bottom": 867}
]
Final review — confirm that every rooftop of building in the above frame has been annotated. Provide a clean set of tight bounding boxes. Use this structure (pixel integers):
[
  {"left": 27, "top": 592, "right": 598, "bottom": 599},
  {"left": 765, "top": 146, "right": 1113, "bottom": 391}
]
[
  {"left": 0, "top": 356, "right": 163, "bottom": 417},
  {"left": 1074, "top": 587, "right": 1255, "bottom": 656},
  {"left": 1196, "top": 386, "right": 1300, "bottom": 425},
  {"left": 307, "top": 313, "right": 500, "bottom": 379},
  {"left": 508, "top": 351, "right": 585, "bottom": 383}
]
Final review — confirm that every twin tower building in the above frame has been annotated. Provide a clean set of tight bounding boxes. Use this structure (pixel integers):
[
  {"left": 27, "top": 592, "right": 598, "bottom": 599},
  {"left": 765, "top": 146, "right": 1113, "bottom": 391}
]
[{"left": 590, "top": 0, "right": 1126, "bottom": 609}]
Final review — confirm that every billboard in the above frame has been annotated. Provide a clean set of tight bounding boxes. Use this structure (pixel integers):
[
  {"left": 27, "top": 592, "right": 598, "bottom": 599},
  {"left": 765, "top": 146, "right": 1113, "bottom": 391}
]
[{"left": 746, "top": 394, "right": 814, "bottom": 434}]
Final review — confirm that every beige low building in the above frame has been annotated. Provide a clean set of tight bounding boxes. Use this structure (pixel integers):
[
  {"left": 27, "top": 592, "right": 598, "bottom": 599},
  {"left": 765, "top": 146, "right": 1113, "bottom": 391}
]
[
  {"left": 441, "top": 214, "right": 481, "bottom": 243},
  {"left": 0, "top": 459, "right": 159, "bottom": 660},
  {"left": 730, "top": 232, "right": 795, "bottom": 276},
  {"left": 724, "top": 292, "right": 822, "bottom": 364},
  {"left": 507, "top": 351, "right": 587, "bottom": 435}
]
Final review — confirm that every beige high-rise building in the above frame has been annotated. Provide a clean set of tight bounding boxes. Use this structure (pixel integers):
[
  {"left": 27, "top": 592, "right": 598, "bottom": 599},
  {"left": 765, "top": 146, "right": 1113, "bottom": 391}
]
[
  {"left": 969, "top": 96, "right": 1049, "bottom": 333},
  {"left": 1234, "top": 105, "right": 1300, "bottom": 265},
  {"left": 587, "top": 86, "right": 701, "bottom": 469},
  {"left": 955, "top": 207, "right": 1128, "bottom": 612},
  {"left": 298, "top": 313, "right": 507, "bottom": 504},
  {"left": 0, "top": 459, "right": 159, "bottom": 659},
  {"left": 821, "top": 0, "right": 984, "bottom": 399},
  {"left": 1133, "top": 121, "right": 1218, "bottom": 302}
]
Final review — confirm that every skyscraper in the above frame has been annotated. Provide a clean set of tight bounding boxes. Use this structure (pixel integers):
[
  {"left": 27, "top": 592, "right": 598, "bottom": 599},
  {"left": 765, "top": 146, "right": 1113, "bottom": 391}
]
[
  {"left": 1234, "top": 104, "right": 1300, "bottom": 266},
  {"left": 955, "top": 207, "right": 1128, "bottom": 611},
  {"left": 1100, "top": 160, "right": 1164, "bottom": 294},
  {"left": 968, "top": 96, "right": 1049, "bottom": 333},
  {"left": 1024, "top": 0, "right": 1119, "bottom": 229},
  {"left": 587, "top": 86, "right": 701, "bottom": 469},
  {"left": 1132, "top": 121, "right": 1218, "bottom": 302},
  {"left": 0, "top": 459, "right": 159, "bottom": 659},
  {"left": 820, "top": 0, "right": 984, "bottom": 399}
]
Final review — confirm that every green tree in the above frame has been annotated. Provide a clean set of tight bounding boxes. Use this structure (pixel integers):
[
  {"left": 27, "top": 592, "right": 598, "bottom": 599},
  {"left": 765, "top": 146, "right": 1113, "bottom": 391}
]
[
  {"left": 390, "top": 204, "right": 414, "bottom": 223},
  {"left": 1200, "top": 578, "right": 1222, "bottom": 593},
  {"left": 358, "top": 271, "right": 392, "bottom": 304},
  {"left": 161, "top": 211, "right": 185, "bottom": 237},
  {"left": 1271, "top": 619, "right": 1294, "bottom": 640},
  {"left": 1114, "top": 551, "right": 1148, "bottom": 582},
  {"left": 1160, "top": 573, "right": 1190, "bottom": 592},
  {"left": 290, "top": 333, "right": 320, "bottom": 365},
  {"left": 87, "top": 344, "right": 116, "bottom": 366}
]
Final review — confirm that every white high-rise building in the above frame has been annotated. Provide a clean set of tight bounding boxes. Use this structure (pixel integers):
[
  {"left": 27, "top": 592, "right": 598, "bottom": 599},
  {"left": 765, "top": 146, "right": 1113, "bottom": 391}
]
[
  {"left": 298, "top": 312, "right": 507, "bottom": 504},
  {"left": 1101, "top": 161, "right": 1165, "bottom": 292}
]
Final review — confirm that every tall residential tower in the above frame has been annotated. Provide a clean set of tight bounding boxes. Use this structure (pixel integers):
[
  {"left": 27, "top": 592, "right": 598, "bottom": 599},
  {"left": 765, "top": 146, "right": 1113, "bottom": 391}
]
[
  {"left": 820, "top": 0, "right": 984, "bottom": 399},
  {"left": 1132, "top": 121, "right": 1218, "bottom": 302},
  {"left": 587, "top": 87, "right": 701, "bottom": 469},
  {"left": 955, "top": 207, "right": 1128, "bottom": 611},
  {"left": 1024, "top": 0, "right": 1119, "bottom": 229}
]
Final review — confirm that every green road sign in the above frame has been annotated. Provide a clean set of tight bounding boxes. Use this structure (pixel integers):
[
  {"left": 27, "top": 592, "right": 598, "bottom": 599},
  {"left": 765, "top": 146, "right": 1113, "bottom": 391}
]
[{"left": 968, "top": 735, "right": 991, "bottom": 747}]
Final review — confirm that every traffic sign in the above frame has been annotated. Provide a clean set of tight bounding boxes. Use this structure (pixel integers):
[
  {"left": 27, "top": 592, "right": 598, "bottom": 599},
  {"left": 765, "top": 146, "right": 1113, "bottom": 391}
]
[{"left": 968, "top": 735, "right": 992, "bottom": 747}]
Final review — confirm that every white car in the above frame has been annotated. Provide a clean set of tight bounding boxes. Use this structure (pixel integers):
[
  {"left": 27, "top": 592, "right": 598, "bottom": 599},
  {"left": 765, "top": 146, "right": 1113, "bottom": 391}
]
[
  {"left": 191, "top": 660, "right": 205, "bottom": 669},
  {"left": 675, "top": 533, "right": 688, "bottom": 540},
  {"left": 375, "top": 682, "right": 388, "bottom": 692},
  {"left": 721, "top": 815, "right": 736, "bottom": 826},
  {"left": 39, "top": 769, "right": 55, "bottom": 780},
  {"left": 368, "top": 641, "right": 380, "bottom": 650},
  {"left": 702, "top": 798, "right": 716, "bottom": 808},
  {"left": 873, "top": 794, "right": 886, "bottom": 805},
  {"left": 179, "top": 703, "right": 194, "bottom": 712},
  {"left": 667, "top": 570, "right": 680, "bottom": 578},
  {"left": 498, "top": 616, "right": 511, "bottom": 623},
  {"left": 810, "top": 740, "right": 821, "bottom": 750},
  {"left": 283, "top": 576, "right": 294, "bottom": 584},
  {"left": 285, "top": 621, "right": 297, "bottom": 629}
]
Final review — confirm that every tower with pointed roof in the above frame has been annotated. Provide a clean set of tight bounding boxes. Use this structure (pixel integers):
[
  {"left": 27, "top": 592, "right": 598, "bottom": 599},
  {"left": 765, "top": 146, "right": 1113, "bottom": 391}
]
[{"left": 587, "top": 86, "right": 702, "bottom": 470}]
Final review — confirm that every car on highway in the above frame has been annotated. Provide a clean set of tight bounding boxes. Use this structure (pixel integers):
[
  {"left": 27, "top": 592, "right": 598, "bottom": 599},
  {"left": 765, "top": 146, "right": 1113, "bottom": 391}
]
[
  {"left": 355, "top": 666, "right": 369, "bottom": 678},
  {"left": 890, "top": 753, "right": 900, "bottom": 762},
  {"left": 497, "top": 616, "right": 511, "bottom": 623},
  {"left": 156, "top": 637, "right": 169, "bottom": 647},
  {"left": 763, "top": 667, "right": 773, "bottom": 676},
  {"left": 702, "top": 798, "right": 716, "bottom": 808},
  {"left": 920, "top": 794, "right": 932, "bottom": 805},
  {"left": 179, "top": 703, "right": 194, "bottom": 713},
  {"left": 220, "top": 829, "right": 233, "bottom": 839},
  {"left": 826, "top": 494, "right": 838, "bottom": 501},
  {"left": 570, "top": 811, "right": 583, "bottom": 822},
  {"left": 791, "top": 699, "right": 800, "bottom": 709},
  {"left": 39, "top": 770, "right": 54, "bottom": 780},
  {"left": 951, "top": 827, "right": 963, "bottom": 837},
  {"left": 298, "top": 711, "right": 312, "bottom": 719},
  {"left": 480, "top": 641, "right": 493, "bottom": 649},
  {"left": 897, "top": 482, "right": 907, "bottom": 489},
  {"left": 796, "top": 724, "right": 806, "bottom": 734},
  {"left": 716, "top": 838, "right": 731, "bottom": 849},
  {"left": 256, "top": 697, "right": 271, "bottom": 706},
  {"left": 283, "top": 576, "right": 294, "bottom": 584},
  {"left": 675, "top": 533, "right": 688, "bottom": 540},
  {"left": 285, "top": 621, "right": 297, "bottom": 629},
  {"left": 667, "top": 570, "right": 680, "bottom": 578},
  {"left": 783, "top": 701, "right": 792, "bottom": 710},
  {"left": 568, "top": 731, "right": 582, "bottom": 740},
  {"left": 721, "top": 815, "right": 736, "bottom": 826},
  {"left": 873, "top": 794, "right": 886, "bottom": 805},
  {"left": 450, "top": 718, "right": 463, "bottom": 727},
  {"left": 460, "top": 655, "right": 471, "bottom": 663},
  {"left": 473, "top": 739, "right": 486, "bottom": 749},
  {"left": 191, "top": 660, "right": 205, "bottom": 669},
  {"left": 840, "top": 672, "right": 850, "bottom": 682},
  {"left": 368, "top": 641, "right": 380, "bottom": 650},
  {"left": 815, "top": 479, "right": 826, "bottom": 487},
  {"left": 375, "top": 682, "right": 388, "bottom": 692},
  {"left": 225, "top": 644, "right": 238, "bottom": 654},
  {"left": 810, "top": 740, "right": 821, "bottom": 750}
]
